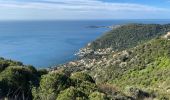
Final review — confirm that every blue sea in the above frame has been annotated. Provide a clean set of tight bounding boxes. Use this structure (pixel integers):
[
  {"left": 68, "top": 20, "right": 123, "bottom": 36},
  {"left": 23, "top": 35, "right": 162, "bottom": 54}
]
[{"left": 0, "top": 20, "right": 170, "bottom": 68}]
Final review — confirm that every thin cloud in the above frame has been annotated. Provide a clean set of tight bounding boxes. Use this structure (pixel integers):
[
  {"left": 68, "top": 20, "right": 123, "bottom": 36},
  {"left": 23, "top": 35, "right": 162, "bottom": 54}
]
[
  {"left": 0, "top": 0, "right": 168, "bottom": 12},
  {"left": 0, "top": 0, "right": 169, "bottom": 20}
]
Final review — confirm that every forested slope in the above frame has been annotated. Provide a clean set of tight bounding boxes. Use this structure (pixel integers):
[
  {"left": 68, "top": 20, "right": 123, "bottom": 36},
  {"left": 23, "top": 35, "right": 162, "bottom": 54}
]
[{"left": 89, "top": 24, "right": 170, "bottom": 51}]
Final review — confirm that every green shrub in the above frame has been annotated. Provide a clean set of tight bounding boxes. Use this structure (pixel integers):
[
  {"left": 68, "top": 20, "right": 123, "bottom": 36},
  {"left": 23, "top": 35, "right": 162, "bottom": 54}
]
[
  {"left": 37, "top": 69, "right": 48, "bottom": 76},
  {"left": 126, "top": 87, "right": 150, "bottom": 99},
  {"left": 77, "top": 81, "right": 98, "bottom": 95},
  {"left": 57, "top": 87, "right": 86, "bottom": 100},
  {"left": 0, "top": 66, "right": 38, "bottom": 99},
  {"left": 32, "top": 72, "right": 71, "bottom": 100},
  {"left": 0, "top": 58, "right": 23, "bottom": 72},
  {"left": 89, "top": 92, "right": 108, "bottom": 100},
  {"left": 70, "top": 72, "right": 95, "bottom": 84},
  {"left": 27, "top": 65, "right": 38, "bottom": 74}
]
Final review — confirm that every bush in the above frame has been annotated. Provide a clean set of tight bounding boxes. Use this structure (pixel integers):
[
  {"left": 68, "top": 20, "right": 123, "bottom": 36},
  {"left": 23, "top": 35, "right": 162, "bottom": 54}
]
[
  {"left": 37, "top": 69, "right": 48, "bottom": 76},
  {"left": 89, "top": 92, "right": 108, "bottom": 100},
  {"left": 32, "top": 72, "right": 71, "bottom": 100},
  {"left": 70, "top": 72, "right": 95, "bottom": 84},
  {"left": 0, "top": 66, "right": 38, "bottom": 99},
  {"left": 77, "top": 81, "right": 98, "bottom": 95},
  {"left": 98, "top": 84, "right": 118, "bottom": 96},
  {"left": 126, "top": 87, "right": 150, "bottom": 99},
  {"left": 57, "top": 87, "right": 86, "bottom": 100},
  {"left": 27, "top": 65, "right": 38, "bottom": 74},
  {"left": 0, "top": 58, "right": 23, "bottom": 72}
]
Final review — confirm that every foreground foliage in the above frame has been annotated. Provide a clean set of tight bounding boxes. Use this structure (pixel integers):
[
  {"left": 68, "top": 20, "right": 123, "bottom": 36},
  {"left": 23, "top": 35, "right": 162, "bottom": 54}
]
[{"left": 0, "top": 61, "right": 128, "bottom": 100}]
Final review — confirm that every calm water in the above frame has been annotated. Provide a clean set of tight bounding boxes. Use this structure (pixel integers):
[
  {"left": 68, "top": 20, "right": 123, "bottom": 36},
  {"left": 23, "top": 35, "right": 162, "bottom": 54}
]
[{"left": 0, "top": 20, "right": 170, "bottom": 68}]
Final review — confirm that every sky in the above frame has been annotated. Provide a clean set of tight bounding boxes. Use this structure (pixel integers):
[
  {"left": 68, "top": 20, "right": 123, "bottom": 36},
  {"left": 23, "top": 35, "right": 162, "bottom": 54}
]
[{"left": 0, "top": 0, "right": 170, "bottom": 20}]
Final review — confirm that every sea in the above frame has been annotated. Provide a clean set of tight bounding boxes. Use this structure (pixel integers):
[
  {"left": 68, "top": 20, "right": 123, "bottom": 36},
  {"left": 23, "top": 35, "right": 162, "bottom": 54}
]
[{"left": 0, "top": 19, "right": 170, "bottom": 68}]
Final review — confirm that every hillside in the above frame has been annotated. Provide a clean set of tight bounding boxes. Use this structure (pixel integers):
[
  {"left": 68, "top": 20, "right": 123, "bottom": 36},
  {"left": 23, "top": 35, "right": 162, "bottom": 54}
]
[
  {"left": 0, "top": 58, "right": 133, "bottom": 100},
  {"left": 58, "top": 37, "right": 170, "bottom": 99},
  {"left": 56, "top": 25, "right": 170, "bottom": 99},
  {"left": 89, "top": 24, "right": 170, "bottom": 51}
]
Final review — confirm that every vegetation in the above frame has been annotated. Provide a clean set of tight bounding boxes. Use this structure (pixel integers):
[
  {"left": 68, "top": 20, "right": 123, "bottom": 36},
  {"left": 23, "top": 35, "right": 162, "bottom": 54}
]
[
  {"left": 89, "top": 92, "right": 108, "bottom": 100},
  {"left": 0, "top": 60, "right": 129, "bottom": 100},
  {"left": 83, "top": 38, "right": 170, "bottom": 99},
  {"left": 0, "top": 66, "right": 39, "bottom": 99},
  {"left": 56, "top": 87, "right": 86, "bottom": 100},
  {"left": 1, "top": 24, "right": 170, "bottom": 99},
  {"left": 0, "top": 58, "right": 48, "bottom": 100},
  {"left": 89, "top": 24, "right": 170, "bottom": 51},
  {"left": 57, "top": 24, "right": 170, "bottom": 99},
  {"left": 0, "top": 57, "right": 23, "bottom": 72}
]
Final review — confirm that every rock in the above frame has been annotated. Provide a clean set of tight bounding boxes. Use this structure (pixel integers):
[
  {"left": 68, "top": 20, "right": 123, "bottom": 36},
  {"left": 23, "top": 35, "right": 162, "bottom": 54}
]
[{"left": 164, "top": 32, "right": 170, "bottom": 39}]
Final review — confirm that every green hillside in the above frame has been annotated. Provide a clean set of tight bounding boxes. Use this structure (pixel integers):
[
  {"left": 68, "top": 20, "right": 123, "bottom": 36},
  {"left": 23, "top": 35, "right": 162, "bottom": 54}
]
[
  {"left": 111, "top": 38, "right": 170, "bottom": 99},
  {"left": 57, "top": 24, "right": 170, "bottom": 99},
  {"left": 59, "top": 37, "right": 170, "bottom": 99},
  {"left": 87, "top": 38, "right": 170, "bottom": 99},
  {"left": 89, "top": 24, "right": 170, "bottom": 51}
]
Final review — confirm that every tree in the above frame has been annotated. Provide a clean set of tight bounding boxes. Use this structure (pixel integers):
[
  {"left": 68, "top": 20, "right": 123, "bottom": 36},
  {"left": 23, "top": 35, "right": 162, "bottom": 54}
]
[
  {"left": 32, "top": 72, "right": 71, "bottom": 100},
  {"left": 89, "top": 92, "right": 108, "bottom": 100}
]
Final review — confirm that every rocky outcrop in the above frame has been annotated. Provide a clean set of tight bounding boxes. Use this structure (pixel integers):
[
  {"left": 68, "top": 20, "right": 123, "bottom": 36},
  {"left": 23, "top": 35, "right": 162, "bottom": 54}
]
[{"left": 164, "top": 32, "right": 170, "bottom": 39}]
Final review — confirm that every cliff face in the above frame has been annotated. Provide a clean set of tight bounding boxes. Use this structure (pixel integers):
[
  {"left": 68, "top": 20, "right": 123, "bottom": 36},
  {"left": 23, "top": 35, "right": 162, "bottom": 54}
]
[{"left": 55, "top": 24, "right": 170, "bottom": 99}]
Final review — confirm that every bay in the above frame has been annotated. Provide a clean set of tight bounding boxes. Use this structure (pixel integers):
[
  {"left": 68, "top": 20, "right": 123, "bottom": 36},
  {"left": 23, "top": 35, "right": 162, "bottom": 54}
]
[{"left": 0, "top": 19, "right": 169, "bottom": 68}]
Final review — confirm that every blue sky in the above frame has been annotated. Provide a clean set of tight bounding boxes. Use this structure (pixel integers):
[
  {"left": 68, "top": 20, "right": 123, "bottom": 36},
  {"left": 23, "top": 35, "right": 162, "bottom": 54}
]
[{"left": 0, "top": 0, "right": 170, "bottom": 20}]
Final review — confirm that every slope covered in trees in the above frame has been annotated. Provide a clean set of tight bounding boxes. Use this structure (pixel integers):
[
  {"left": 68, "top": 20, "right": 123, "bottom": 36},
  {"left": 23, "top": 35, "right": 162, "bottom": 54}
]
[
  {"left": 88, "top": 38, "right": 170, "bottom": 99},
  {"left": 56, "top": 24, "right": 170, "bottom": 99},
  {"left": 58, "top": 32, "right": 170, "bottom": 99},
  {"left": 0, "top": 58, "right": 131, "bottom": 100},
  {"left": 89, "top": 24, "right": 170, "bottom": 51}
]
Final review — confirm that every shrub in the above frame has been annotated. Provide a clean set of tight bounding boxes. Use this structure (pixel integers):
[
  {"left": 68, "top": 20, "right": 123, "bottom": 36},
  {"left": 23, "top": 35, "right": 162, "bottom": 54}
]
[
  {"left": 37, "top": 69, "right": 48, "bottom": 76},
  {"left": 57, "top": 87, "right": 86, "bottom": 100},
  {"left": 98, "top": 84, "right": 118, "bottom": 96},
  {"left": 0, "top": 66, "right": 38, "bottom": 99},
  {"left": 32, "top": 72, "right": 71, "bottom": 100},
  {"left": 77, "top": 81, "right": 98, "bottom": 95},
  {"left": 89, "top": 92, "right": 108, "bottom": 100},
  {"left": 70, "top": 72, "right": 95, "bottom": 84},
  {"left": 0, "top": 58, "right": 23, "bottom": 72},
  {"left": 126, "top": 87, "right": 150, "bottom": 99}
]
